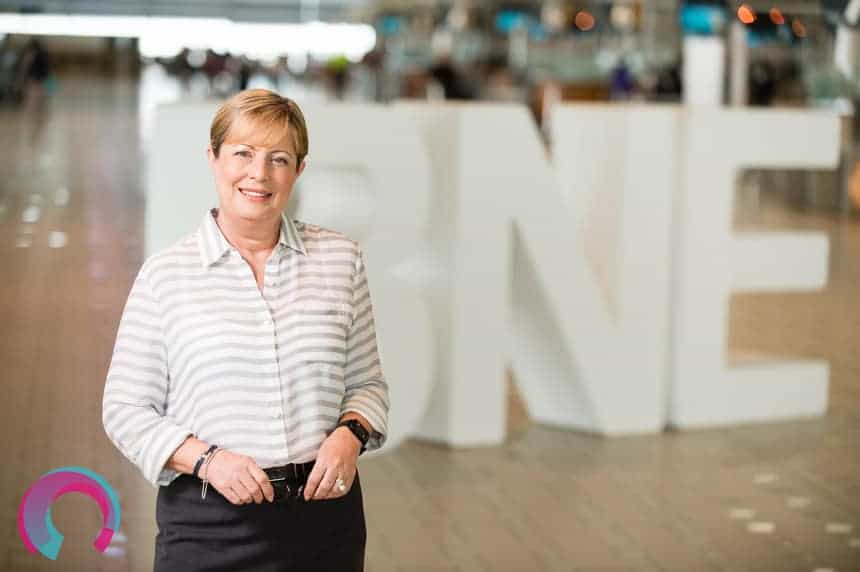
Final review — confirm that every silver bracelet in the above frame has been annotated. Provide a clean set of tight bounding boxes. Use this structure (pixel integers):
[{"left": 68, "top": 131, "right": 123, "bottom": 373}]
[{"left": 200, "top": 448, "right": 224, "bottom": 500}]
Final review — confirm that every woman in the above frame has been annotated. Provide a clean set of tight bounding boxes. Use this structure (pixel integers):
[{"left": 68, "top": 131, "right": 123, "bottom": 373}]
[{"left": 102, "top": 89, "right": 389, "bottom": 571}]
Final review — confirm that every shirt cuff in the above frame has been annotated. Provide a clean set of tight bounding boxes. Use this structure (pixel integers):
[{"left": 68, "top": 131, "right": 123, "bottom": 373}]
[
  {"left": 148, "top": 426, "right": 194, "bottom": 488},
  {"left": 340, "top": 406, "right": 387, "bottom": 451}
]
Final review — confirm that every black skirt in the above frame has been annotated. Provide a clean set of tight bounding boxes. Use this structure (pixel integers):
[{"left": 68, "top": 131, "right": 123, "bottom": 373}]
[{"left": 154, "top": 469, "right": 366, "bottom": 572}]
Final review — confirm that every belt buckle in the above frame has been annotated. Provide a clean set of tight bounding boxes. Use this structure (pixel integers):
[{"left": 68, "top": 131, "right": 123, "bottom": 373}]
[
  {"left": 268, "top": 476, "right": 305, "bottom": 503},
  {"left": 268, "top": 477, "right": 292, "bottom": 503}
]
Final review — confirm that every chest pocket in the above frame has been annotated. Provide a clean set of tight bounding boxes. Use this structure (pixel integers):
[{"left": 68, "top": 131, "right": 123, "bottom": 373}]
[
  {"left": 293, "top": 300, "right": 352, "bottom": 326},
  {"left": 286, "top": 299, "right": 352, "bottom": 374},
  {"left": 295, "top": 299, "right": 351, "bottom": 329}
]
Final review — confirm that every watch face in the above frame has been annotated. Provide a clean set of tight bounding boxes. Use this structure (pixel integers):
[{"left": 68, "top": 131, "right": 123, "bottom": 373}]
[
  {"left": 343, "top": 420, "right": 369, "bottom": 444},
  {"left": 351, "top": 421, "right": 369, "bottom": 443}
]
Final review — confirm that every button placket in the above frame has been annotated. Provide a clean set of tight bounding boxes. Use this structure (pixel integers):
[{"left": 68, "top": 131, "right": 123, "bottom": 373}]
[
  {"left": 269, "top": 248, "right": 288, "bottom": 449},
  {"left": 260, "top": 252, "right": 280, "bottom": 326},
  {"left": 265, "top": 253, "right": 280, "bottom": 298}
]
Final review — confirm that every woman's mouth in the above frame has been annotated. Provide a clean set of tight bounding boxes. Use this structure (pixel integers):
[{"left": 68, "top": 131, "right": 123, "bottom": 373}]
[{"left": 239, "top": 188, "right": 273, "bottom": 201}]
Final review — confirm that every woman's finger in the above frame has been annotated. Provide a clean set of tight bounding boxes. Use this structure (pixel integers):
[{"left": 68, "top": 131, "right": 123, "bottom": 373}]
[
  {"left": 231, "top": 482, "right": 253, "bottom": 505},
  {"left": 313, "top": 465, "right": 339, "bottom": 500},
  {"left": 248, "top": 465, "right": 274, "bottom": 502},
  {"left": 303, "top": 462, "right": 326, "bottom": 501},
  {"left": 238, "top": 471, "right": 264, "bottom": 504},
  {"left": 220, "top": 485, "right": 241, "bottom": 505},
  {"left": 345, "top": 467, "right": 356, "bottom": 489},
  {"left": 334, "top": 466, "right": 356, "bottom": 497}
]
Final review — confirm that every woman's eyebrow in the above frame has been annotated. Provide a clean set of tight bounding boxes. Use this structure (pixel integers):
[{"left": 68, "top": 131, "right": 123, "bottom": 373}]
[
  {"left": 233, "top": 143, "right": 292, "bottom": 155},
  {"left": 233, "top": 143, "right": 293, "bottom": 155}
]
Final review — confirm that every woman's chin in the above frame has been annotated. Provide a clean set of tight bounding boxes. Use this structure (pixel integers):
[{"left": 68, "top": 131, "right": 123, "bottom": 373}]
[{"left": 223, "top": 199, "right": 270, "bottom": 217}]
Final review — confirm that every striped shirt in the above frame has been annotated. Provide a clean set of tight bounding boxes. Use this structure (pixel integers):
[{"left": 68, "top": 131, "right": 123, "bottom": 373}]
[{"left": 102, "top": 208, "right": 390, "bottom": 487}]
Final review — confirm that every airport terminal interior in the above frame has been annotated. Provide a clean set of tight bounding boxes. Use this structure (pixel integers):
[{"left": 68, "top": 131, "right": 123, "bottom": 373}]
[{"left": 1, "top": 0, "right": 859, "bottom": 571}]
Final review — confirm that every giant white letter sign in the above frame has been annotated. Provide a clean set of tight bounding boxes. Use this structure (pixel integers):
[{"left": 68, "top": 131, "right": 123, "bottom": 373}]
[
  {"left": 670, "top": 109, "right": 838, "bottom": 427},
  {"left": 397, "top": 103, "right": 676, "bottom": 439},
  {"left": 148, "top": 101, "right": 839, "bottom": 446}
]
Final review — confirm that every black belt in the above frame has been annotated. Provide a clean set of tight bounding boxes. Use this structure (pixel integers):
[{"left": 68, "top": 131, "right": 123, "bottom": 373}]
[{"left": 263, "top": 460, "right": 316, "bottom": 503}]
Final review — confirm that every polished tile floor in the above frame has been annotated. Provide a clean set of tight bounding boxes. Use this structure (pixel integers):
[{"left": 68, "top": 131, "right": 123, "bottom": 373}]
[{"left": 1, "top": 74, "right": 858, "bottom": 572}]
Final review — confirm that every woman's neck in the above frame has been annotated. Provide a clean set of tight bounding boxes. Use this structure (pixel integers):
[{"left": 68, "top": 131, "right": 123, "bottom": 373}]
[{"left": 214, "top": 209, "right": 279, "bottom": 256}]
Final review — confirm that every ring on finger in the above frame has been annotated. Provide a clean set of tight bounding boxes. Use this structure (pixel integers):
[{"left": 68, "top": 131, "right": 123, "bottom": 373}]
[{"left": 335, "top": 475, "right": 346, "bottom": 493}]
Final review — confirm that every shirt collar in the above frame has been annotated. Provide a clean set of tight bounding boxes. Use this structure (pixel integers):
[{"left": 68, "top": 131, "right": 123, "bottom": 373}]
[{"left": 198, "top": 208, "right": 306, "bottom": 268}]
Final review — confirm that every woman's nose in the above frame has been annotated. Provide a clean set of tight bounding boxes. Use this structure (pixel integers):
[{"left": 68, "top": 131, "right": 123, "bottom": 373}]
[{"left": 248, "top": 155, "right": 269, "bottom": 180}]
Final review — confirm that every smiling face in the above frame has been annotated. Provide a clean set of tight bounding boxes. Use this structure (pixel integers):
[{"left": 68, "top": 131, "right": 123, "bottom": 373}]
[{"left": 206, "top": 116, "right": 306, "bottom": 227}]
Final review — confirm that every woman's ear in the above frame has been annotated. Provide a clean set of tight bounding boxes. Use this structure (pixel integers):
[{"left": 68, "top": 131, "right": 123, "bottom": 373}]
[
  {"left": 296, "top": 157, "right": 307, "bottom": 177},
  {"left": 206, "top": 144, "right": 216, "bottom": 167}
]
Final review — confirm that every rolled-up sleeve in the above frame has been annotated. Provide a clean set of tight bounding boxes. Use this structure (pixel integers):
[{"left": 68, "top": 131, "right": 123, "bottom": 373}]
[
  {"left": 341, "top": 247, "right": 390, "bottom": 451},
  {"left": 102, "top": 263, "right": 192, "bottom": 487}
]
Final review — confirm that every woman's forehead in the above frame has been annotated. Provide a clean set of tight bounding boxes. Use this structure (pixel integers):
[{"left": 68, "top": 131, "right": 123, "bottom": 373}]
[{"left": 224, "top": 116, "right": 295, "bottom": 153}]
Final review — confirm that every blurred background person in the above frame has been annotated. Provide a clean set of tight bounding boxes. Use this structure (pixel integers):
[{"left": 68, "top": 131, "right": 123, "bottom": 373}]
[{"left": 14, "top": 38, "right": 53, "bottom": 109}]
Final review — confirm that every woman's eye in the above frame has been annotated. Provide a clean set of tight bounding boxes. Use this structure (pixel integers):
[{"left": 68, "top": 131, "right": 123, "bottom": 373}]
[
  {"left": 273, "top": 157, "right": 289, "bottom": 165},
  {"left": 234, "top": 150, "right": 251, "bottom": 157}
]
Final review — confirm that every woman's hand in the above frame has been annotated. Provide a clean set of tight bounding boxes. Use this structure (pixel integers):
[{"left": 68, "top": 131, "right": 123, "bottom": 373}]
[
  {"left": 303, "top": 426, "right": 362, "bottom": 501},
  {"left": 204, "top": 449, "right": 274, "bottom": 505}
]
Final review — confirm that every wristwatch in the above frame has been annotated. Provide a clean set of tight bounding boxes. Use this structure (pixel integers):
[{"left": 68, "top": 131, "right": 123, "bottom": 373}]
[{"left": 336, "top": 419, "right": 370, "bottom": 454}]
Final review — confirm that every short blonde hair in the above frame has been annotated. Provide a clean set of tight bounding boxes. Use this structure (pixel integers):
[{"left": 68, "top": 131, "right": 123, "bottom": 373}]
[{"left": 210, "top": 89, "right": 309, "bottom": 167}]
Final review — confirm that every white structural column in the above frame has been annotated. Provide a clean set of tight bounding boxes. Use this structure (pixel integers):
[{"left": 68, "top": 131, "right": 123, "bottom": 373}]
[
  {"left": 682, "top": 35, "right": 726, "bottom": 105},
  {"left": 834, "top": 24, "right": 858, "bottom": 81},
  {"left": 728, "top": 20, "right": 749, "bottom": 106}
]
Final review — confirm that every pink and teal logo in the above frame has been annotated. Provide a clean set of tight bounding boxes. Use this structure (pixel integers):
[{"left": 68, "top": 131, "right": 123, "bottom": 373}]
[{"left": 18, "top": 466, "right": 121, "bottom": 560}]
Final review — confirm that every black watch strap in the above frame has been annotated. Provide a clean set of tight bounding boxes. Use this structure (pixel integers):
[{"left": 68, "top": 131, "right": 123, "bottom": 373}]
[
  {"left": 192, "top": 444, "right": 218, "bottom": 479},
  {"left": 337, "top": 419, "right": 370, "bottom": 453}
]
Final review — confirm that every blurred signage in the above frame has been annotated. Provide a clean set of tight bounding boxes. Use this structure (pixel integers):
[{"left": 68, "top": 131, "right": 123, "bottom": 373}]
[
  {"left": 376, "top": 14, "right": 407, "bottom": 37},
  {"left": 679, "top": 3, "right": 727, "bottom": 35},
  {"left": 495, "top": 10, "right": 532, "bottom": 33}
]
